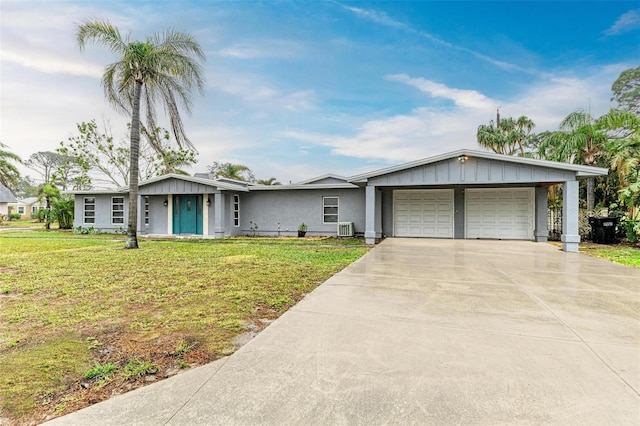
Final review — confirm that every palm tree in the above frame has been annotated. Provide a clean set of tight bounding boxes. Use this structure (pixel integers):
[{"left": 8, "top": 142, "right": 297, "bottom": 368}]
[
  {"left": 477, "top": 111, "right": 535, "bottom": 156},
  {"left": 0, "top": 142, "right": 22, "bottom": 191},
  {"left": 257, "top": 177, "right": 281, "bottom": 185},
  {"left": 539, "top": 109, "right": 639, "bottom": 210},
  {"left": 76, "top": 20, "right": 205, "bottom": 249},
  {"left": 208, "top": 162, "right": 255, "bottom": 182}
]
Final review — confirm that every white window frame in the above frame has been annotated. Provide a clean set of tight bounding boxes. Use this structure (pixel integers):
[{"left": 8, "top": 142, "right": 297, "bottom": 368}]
[
  {"left": 83, "top": 197, "right": 96, "bottom": 224},
  {"left": 144, "top": 197, "right": 149, "bottom": 225},
  {"left": 233, "top": 194, "right": 240, "bottom": 227},
  {"left": 111, "top": 197, "right": 125, "bottom": 225},
  {"left": 323, "top": 196, "right": 339, "bottom": 224},
  {"left": 31, "top": 206, "right": 39, "bottom": 213},
  {"left": 17, "top": 206, "right": 25, "bottom": 214}
]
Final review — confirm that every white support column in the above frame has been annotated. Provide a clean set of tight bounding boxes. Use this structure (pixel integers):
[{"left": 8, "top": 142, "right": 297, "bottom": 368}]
[
  {"left": 561, "top": 180, "right": 580, "bottom": 252},
  {"left": 166, "top": 195, "right": 173, "bottom": 235},
  {"left": 203, "top": 193, "right": 209, "bottom": 235},
  {"left": 534, "top": 186, "right": 548, "bottom": 242},
  {"left": 365, "top": 185, "right": 378, "bottom": 244},
  {"left": 213, "top": 192, "right": 225, "bottom": 239}
]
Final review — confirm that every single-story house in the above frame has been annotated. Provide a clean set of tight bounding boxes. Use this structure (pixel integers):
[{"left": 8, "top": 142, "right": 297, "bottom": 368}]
[
  {"left": 69, "top": 149, "right": 609, "bottom": 252},
  {"left": 9, "top": 197, "right": 46, "bottom": 217},
  {"left": 0, "top": 183, "right": 17, "bottom": 219}
]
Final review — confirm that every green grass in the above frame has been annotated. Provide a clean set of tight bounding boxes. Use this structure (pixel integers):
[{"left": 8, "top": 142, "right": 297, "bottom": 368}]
[
  {"left": 580, "top": 244, "right": 640, "bottom": 267},
  {"left": 0, "top": 232, "right": 368, "bottom": 423}
]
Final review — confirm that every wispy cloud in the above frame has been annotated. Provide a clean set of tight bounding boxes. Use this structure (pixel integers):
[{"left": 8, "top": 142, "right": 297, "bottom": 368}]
[
  {"left": 338, "top": 2, "right": 543, "bottom": 76},
  {"left": 386, "top": 74, "right": 497, "bottom": 110},
  {"left": 1, "top": 49, "right": 102, "bottom": 77},
  {"left": 214, "top": 40, "right": 301, "bottom": 59},
  {"left": 208, "top": 71, "right": 316, "bottom": 112},
  {"left": 604, "top": 9, "right": 640, "bottom": 35}
]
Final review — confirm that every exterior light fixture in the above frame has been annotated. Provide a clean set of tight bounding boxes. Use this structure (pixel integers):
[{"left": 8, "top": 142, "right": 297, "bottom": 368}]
[
  {"left": 206, "top": 198, "right": 211, "bottom": 206},
  {"left": 163, "top": 199, "right": 168, "bottom": 207},
  {"left": 458, "top": 155, "right": 469, "bottom": 163}
]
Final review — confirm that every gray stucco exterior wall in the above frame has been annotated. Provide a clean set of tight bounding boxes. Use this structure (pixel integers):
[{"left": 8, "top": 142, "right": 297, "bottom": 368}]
[
  {"left": 74, "top": 193, "right": 128, "bottom": 233},
  {"left": 241, "top": 188, "right": 365, "bottom": 236}
]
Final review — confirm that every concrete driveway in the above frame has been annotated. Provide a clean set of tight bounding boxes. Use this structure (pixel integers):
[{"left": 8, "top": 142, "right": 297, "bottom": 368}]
[{"left": 46, "top": 239, "right": 640, "bottom": 425}]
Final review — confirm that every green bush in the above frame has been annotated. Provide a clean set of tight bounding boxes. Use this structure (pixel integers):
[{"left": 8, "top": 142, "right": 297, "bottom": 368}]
[{"left": 9, "top": 213, "right": 21, "bottom": 220}]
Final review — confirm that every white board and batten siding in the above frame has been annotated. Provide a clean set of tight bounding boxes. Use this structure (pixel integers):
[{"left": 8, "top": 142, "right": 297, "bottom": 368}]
[
  {"left": 394, "top": 190, "right": 454, "bottom": 238},
  {"left": 465, "top": 188, "right": 534, "bottom": 240}
]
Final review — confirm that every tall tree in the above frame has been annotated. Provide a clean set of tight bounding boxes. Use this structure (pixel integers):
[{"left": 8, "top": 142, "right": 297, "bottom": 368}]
[
  {"left": 76, "top": 20, "right": 205, "bottom": 248},
  {"left": 24, "top": 151, "right": 88, "bottom": 190},
  {"left": 208, "top": 162, "right": 256, "bottom": 182},
  {"left": 539, "top": 108, "right": 639, "bottom": 210},
  {"left": 477, "top": 111, "right": 536, "bottom": 156},
  {"left": 0, "top": 142, "right": 22, "bottom": 191},
  {"left": 611, "top": 65, "right": 640, "bottom": 114},
  {"left": 59, "top": 120, "right": 197, "bottom": 188}
]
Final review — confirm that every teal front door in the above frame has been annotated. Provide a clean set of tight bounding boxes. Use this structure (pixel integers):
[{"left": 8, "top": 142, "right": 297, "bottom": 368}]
[{"left": 173, "top": 195, "right": 203, "bottom": 234}]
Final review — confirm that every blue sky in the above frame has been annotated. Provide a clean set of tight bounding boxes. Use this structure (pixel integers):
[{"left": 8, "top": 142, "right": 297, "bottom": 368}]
[{"left": 1, "top": 1, "right": 638, "bottom": 186}]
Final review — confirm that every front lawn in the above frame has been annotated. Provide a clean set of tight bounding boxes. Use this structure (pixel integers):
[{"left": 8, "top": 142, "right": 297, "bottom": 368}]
[
  {"left": 0, "top": 232, "right": 368, "bottom": 424},
  {"left": 579, "top": 242, "right": 640, "bottom": 267}
]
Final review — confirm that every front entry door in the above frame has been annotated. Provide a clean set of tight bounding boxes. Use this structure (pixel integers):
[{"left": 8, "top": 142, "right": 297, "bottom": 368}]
[{"left": 173, "top": 195, "right": 203, "bottom": 234}]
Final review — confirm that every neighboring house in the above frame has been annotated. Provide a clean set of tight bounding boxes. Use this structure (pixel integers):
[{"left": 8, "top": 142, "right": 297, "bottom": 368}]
[
  {"left": 68, "top": 149, "right": 609, "bottom": 252},
  {"left": 10, "top": 197, "right": 46, "bottom": 217},
  {"left": 0, "top": 183, "right": 17, "bottom": 219}
]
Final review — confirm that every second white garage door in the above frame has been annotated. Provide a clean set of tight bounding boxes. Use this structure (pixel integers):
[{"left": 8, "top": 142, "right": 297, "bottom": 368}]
[
  {"left": 394, "top": 190, "right": 454, "bottom": 238},
  {"left": 465, "top": 188, "right": 534, "bottom": 240}
]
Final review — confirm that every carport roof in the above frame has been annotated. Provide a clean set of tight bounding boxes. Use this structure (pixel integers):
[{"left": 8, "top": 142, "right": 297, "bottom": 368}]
[{"left": 348, "top": 149, "right": 609, "bottom": 183}]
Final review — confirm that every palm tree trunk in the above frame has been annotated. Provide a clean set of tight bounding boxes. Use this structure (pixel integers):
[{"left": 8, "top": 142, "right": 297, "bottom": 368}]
[
  {"left": 586, "top": 177, "right": 595, "bottom": 211},
  {"left": 125, "top": 80, "right": 143, "bottom": 249}
]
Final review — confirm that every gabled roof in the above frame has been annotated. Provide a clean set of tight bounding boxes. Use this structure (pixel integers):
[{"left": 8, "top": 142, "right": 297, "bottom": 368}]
[
  {"left": 16, "top": 197, "right": 41, "bottom": 205},
  {"left": 139, "top": 173, "right": 250, "bottom": 192},
  {"left": 295, "top": 174, "right": 349, "bottom": 185},
  {"left": 0, "top": 184, "right": 17, "bottom": 203},
  {"left": 348, "top": 149, "right": 609, "bottom": 182}
]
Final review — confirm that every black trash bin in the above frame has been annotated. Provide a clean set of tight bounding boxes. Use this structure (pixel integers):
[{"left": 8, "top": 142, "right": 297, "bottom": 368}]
[{"left": 588, "top": 216, "right": 618, "bottom": 244}]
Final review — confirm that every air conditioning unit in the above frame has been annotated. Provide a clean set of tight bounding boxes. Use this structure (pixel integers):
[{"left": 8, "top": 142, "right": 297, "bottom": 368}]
[{"left": 337, "top": 222, "right": 354, "bottom": 237}]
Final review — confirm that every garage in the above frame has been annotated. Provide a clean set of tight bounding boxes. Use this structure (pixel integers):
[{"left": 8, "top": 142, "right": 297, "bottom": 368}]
[
  {"left": 465, "top": 188, "right": 534, "bottom": 240},
  {"left": 394, "top": 189, "right": 454, "bottom": 238}
]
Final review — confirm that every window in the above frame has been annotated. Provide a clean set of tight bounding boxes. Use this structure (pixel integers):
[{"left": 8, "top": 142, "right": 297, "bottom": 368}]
[
  {"left": 233, "top": 194, "right": 240, "bottom": 227},
  {"left": 323, "top": 197, "right": 339, "bottom": 223},
  {"left": 84, "top": 197, "right": 95, "bottom": 224},
  {"left": 31, "top": 206, "right": 39, "bottom": 213},
  {"left": 17, "top": 206, "right": 25, "bottom": 214},
  {"left": 144, "top": 197, "right": 149, "bottom": 225},
  {"left": 111, "top": 197, "right": 125, "bottom": 225}
]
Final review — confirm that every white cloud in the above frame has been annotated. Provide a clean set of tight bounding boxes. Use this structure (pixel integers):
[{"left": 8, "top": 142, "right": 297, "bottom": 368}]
[
  {"left": 284, "top": 67, "right": 621, "bottom": 163},
  {"left": 604, "top": 9, "right": 640, "bottom": 35},
  {"left": 386, "top": 74, "right": 497, "bottom": 110},
  {"left": 1, "top": 49, "right": 102, "bottom": 77}
]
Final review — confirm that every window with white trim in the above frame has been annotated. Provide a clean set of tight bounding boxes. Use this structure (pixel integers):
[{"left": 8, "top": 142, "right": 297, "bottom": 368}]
[
  {"left": 233, "top": 194, "right": 240, "bottom": 227},
  {"left": 18, "top": 206, "right": 25, "bottom": 214},
  {"left": 111, "top": 197, "right": 125, "bottom": 225},
  {"left": 323, "top": 196, "right": 339, "bottom": 223},
  {"left": 144, "top": 197, "right": 149, "bottom": 225},
  {"left": 83, "top": 197, "right": 95, "bottom": 224},
  {"left": 31, "top": 206, "right": 39, "bottom": 213}
]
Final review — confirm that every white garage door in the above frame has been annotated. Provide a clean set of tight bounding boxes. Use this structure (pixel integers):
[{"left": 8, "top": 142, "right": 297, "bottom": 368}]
[
  {"left": 465, "top": 188, "right": 534, "bottom": 240},
  {"left": 394, "top": 190, "right": 454, "bottom": 238}
]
